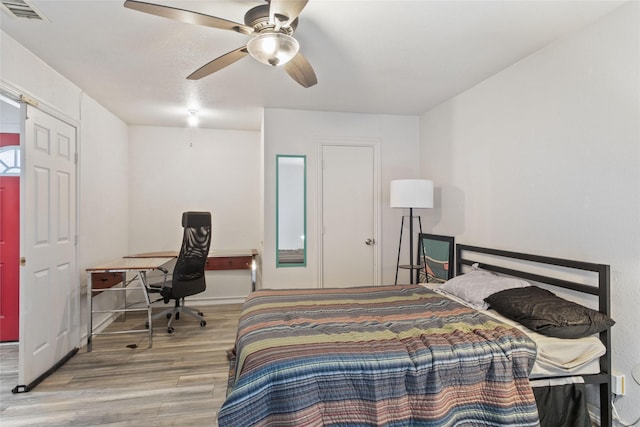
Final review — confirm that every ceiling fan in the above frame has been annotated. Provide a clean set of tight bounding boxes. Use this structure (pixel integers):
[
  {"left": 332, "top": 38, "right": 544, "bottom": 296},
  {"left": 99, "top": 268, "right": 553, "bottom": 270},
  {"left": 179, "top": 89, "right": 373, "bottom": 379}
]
[{"left": 123, "top": 0, "right": 317, "bottom": 88}]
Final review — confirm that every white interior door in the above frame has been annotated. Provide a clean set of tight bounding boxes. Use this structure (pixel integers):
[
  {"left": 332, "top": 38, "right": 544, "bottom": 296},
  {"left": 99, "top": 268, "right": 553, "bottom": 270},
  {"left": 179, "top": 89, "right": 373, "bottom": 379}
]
[
  {"left": 320, "top": 142, "right": 378, "bottom": 287},
  {"left": 18, "top": 105, "right": 78, "bottom": 389}
]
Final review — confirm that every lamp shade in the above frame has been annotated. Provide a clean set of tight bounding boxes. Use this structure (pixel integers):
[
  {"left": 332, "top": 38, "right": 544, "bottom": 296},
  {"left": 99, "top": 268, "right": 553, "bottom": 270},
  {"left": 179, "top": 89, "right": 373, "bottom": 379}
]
[
  {"left": 247, "top": 32, "right": 300, "bottom": 66},
  {"left": 390, "top": 179, "right": 434, "bottom": 208}
]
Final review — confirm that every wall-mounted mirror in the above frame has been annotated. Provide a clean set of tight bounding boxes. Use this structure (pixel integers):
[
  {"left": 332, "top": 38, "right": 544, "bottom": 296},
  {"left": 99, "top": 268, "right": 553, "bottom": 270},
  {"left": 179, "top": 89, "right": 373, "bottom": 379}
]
[{"left": 276, "top": 155, "right": 306, "bottom": 267}]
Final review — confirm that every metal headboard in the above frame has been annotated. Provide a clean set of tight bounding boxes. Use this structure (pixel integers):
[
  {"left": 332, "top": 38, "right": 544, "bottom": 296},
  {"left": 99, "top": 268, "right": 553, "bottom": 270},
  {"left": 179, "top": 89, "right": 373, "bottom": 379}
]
[{"left": 456, "top": 244, "right": 612, "bottom": 427}]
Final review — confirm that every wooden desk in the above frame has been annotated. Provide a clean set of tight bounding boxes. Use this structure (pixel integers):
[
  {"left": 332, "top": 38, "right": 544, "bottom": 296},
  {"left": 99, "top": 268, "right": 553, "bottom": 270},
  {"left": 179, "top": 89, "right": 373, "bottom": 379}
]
[
  {"left": 86, "top": 257, "right": 174, "bottom": 352},
  {"left": 126, "top": 249, "right": 259, "bottom": 291},
  {"left": 206, "top": 250, "right": 258, "bottom": 291}
]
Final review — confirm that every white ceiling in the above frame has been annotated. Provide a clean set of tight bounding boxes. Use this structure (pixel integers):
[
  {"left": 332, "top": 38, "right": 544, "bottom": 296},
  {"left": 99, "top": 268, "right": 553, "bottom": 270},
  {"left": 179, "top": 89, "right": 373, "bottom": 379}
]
[{"left": 0, "top": 0, "right": 625, "bottom": 131}]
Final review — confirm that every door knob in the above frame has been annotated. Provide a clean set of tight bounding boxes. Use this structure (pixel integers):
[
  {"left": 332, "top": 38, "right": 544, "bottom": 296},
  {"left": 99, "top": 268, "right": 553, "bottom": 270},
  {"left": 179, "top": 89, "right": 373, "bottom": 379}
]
[{"left": 365, "top": 238, "right": 375, "bottom": 246}]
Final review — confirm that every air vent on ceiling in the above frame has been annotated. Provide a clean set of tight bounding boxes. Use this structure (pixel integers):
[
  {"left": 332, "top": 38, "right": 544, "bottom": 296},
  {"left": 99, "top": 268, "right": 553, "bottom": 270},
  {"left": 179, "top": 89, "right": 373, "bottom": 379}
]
[{"left": 1, "top": 0, "right": 45, "bottom": 20}]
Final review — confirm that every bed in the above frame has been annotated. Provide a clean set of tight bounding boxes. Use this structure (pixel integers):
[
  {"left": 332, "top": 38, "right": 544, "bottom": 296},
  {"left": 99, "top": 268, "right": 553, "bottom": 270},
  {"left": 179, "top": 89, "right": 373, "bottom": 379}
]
[{"left": 217, "top": 245, "right": 613, "bottom": 426}]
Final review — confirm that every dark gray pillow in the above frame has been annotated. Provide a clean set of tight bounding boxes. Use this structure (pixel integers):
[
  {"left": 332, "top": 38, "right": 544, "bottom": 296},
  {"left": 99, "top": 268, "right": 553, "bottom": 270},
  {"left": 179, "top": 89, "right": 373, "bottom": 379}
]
[{"left": 484, "top": 286, "right": 614, "bottom": 339}]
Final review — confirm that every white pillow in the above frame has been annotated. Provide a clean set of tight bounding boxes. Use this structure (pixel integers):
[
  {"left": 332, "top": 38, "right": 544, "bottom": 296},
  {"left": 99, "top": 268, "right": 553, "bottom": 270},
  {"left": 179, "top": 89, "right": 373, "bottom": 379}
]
[{"left": 438, "top": 270, "right": 530, "bottom": 309}]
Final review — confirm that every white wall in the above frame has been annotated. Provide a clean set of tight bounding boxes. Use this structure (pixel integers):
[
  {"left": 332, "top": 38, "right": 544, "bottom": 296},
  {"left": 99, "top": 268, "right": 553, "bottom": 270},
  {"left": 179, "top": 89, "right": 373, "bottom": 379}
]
[
  {"left": 128, "top": 126, "right": 261, "bottom": 301},
  {"left": 79, "top": 96, "right": 130, "bottom": 272},
  {"left": 78, "top": 96, "right": 130, "bottom": 330},
  {"left": 263, "top": 109, "right": 420, "bottom": 289},
  {"left": 419, "top": 2, "right": 640, "bottom": 424},
  {"left": 0, "top": 31, "right": 80, "bottom": 122}
]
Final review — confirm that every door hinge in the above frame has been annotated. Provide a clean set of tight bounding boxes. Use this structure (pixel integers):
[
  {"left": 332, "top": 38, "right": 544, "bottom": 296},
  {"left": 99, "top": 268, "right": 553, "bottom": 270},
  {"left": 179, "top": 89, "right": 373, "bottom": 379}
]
[
  {"left": 74, "top": 153, "right": 78, "bottom": 165},
  {"left": 20, "top": 257, "right": 26, "bottom": 267},
  {"left": 74, "top": 235, "right": 78, "bottom": 246},
  {"left": 20, "top": 94, "right": 38, "bottom": 107}
]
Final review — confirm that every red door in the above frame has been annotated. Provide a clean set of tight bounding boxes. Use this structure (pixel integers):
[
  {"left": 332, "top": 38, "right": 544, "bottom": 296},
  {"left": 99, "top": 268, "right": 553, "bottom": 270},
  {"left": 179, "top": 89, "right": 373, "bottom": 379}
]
[{"left": 0, "top": 133, "right": 20, "bottom": 342}]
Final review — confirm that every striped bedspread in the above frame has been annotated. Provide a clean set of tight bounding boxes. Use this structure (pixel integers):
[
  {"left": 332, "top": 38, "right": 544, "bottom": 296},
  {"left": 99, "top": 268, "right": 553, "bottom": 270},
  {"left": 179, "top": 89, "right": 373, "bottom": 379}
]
[{"left": 218, "top": 285, "right": 540, "bottom": 426}]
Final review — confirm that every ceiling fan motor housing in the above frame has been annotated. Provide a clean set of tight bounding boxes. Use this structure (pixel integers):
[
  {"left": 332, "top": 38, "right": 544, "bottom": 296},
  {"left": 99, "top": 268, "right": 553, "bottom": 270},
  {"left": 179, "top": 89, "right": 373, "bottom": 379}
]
[{"left": 244, "top": 4, "right": 298, "bottom": 35}]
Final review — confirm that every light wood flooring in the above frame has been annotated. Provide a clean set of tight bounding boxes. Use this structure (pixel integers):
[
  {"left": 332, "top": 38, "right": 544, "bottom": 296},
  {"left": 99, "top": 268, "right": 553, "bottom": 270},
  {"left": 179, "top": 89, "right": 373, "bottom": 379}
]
[{"left": 0, "top": 304, "right": 242, "bottom": 426}]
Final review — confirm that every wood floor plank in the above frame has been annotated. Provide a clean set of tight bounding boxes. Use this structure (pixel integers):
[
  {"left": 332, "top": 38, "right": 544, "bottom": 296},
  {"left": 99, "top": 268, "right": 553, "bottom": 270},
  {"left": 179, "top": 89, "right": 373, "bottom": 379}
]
[{"left": 0, "top": 304, "right": 241, "bottom": 426}]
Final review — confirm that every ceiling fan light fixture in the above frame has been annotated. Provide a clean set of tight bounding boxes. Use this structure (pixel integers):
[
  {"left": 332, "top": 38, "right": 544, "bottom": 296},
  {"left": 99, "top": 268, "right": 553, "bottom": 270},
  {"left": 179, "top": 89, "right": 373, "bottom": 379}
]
[
  {"left": 187, "top": 110, "right": 199, "bottom": 127},
  {"left": 247, "top": 32, "right": 299, "bottom": 67}
]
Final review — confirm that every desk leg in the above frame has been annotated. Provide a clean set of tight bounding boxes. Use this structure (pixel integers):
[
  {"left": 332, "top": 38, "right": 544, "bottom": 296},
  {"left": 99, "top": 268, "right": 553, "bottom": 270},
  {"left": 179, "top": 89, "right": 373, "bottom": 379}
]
[
  {"left": 87, "top": 273, "right": 93, "bottom": 352},
  {"left": 138, "top": 271, "right": 153, "bottom": 348},
  {"left": 121, "top": 272, "right": 127, "bottom": 322},
  {"left": 251, "top": 255, "right": 257, "bottom": 292}
]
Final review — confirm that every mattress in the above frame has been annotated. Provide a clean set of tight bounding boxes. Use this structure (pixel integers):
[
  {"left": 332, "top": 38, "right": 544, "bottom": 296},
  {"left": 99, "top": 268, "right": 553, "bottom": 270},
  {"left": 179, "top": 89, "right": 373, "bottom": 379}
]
[
  {"left": 428, "top": 286, "right": 605, "bottom": 377},
  {"left": 485, "top": 308, "right": 604, "bottom": 377}
]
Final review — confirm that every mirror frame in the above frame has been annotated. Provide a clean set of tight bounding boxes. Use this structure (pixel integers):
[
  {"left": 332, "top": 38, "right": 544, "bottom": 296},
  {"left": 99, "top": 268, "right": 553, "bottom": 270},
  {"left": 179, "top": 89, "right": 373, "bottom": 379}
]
[{"left": 276, "top": 155, "right": 307, "bottom": 267}]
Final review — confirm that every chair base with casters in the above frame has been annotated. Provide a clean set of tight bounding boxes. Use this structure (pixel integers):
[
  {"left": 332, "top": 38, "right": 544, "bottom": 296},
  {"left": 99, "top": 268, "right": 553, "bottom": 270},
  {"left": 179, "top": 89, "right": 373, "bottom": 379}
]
[{"left": 151, "top": 297, "right": 206, "bottom": 334}]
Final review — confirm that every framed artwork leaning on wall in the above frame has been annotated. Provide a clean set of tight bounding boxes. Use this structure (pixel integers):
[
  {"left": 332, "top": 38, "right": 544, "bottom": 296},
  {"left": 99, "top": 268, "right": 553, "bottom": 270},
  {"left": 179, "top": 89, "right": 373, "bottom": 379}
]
[{"left": 416, "top": 234, "right": 455, "bottom": 284}]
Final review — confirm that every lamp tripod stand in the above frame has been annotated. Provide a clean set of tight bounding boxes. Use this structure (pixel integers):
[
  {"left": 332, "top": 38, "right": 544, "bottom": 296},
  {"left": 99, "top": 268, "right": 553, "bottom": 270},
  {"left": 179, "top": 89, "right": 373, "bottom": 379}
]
[{"left": 394, "top": 208, "right": 425, "bottom": 285}]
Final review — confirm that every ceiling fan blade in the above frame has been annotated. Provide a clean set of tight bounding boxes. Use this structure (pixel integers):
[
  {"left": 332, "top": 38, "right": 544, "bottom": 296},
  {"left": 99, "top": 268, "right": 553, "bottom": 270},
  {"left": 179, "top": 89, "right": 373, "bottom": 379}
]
[
  {"left": 124, "top": 0, "right": 254, "bottom": 35},
  {"left": 187, "top": 46, "right": 249, "bottom": 80},
  {"left": 269, "top": 0, "right": 308, "bottom": 27},
  {"left": 284, "top": 53, "right": 317, "bottom": 88}
]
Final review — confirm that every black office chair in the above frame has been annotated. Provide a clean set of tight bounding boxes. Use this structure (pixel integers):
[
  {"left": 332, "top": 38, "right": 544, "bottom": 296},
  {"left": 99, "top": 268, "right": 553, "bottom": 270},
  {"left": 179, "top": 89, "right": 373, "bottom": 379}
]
[{"left": 151, "top": 211, "right": 212, "bottom": 333}]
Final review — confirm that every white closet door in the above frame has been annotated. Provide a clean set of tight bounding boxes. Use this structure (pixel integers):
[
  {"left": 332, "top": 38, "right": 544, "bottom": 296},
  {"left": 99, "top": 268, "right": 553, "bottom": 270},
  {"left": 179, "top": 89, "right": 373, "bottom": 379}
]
[{"left": 320, "top": 142, "right": 378, "bottom": 287}]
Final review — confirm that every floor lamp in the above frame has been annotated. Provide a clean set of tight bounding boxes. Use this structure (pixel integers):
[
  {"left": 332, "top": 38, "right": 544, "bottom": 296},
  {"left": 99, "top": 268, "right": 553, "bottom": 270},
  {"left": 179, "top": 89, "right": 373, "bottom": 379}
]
[{"left": 391, "top": 179, "right": 434, "bottom": 284}]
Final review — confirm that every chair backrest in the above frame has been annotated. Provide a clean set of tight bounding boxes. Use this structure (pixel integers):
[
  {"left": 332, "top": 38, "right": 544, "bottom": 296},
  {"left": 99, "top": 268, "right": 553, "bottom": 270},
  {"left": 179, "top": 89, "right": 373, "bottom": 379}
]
[{"left": 171, "top": 211, "right": 212, "bottom": 299}]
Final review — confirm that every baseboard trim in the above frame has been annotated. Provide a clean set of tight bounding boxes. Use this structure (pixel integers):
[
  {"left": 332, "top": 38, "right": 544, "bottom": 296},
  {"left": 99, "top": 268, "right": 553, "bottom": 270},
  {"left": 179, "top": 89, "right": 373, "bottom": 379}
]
[{"left": 183, "top": 296, "right": 247, "bottom": 306}]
